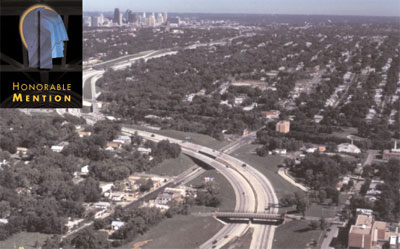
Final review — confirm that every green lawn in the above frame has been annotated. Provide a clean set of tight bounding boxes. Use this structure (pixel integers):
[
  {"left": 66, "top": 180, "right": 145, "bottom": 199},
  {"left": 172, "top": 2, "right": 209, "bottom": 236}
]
[
  {"left": 282, "top": 190, "right": 347, "bottom": 219},
  {"left": 273, "top": 220, "right": 323, "bottom": 249},
  {"left": 0, "top": 232, "right": 53, "bottom": 249},
  {"left": 125, "top": 215, "right": 223, "bottom": 249},
  {"left": 305, "top": 203, "right": 339, "bottom": 218},
  {"left": 187, "top": 169, "right": 236, "bottom": 212},
  {"left": 148, "top": 154, "right": 195, "bottom": 176},
  {"left": 126, "top": 124, "right": 230, "bottom": 150},
  {"left": 332, "top": 127, "right": 358, "bottom": 140},
  {"left": 231, "top": 144, "right": 302, "bottom": 200},
  {"left": 155, "top": 129, "right": 230, "bottom": 150}
]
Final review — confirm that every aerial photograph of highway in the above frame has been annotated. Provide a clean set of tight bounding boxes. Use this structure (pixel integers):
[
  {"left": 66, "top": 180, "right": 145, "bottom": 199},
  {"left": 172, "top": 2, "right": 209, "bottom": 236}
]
[{"left": 0, "top": 0, "right": 399, "bottom": 249}]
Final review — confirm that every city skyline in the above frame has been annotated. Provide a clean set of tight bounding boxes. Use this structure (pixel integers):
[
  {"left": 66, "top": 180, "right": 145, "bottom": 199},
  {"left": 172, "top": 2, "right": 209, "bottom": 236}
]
[{"left": 83, "top": 0, "right": 400, "bottom": 17}]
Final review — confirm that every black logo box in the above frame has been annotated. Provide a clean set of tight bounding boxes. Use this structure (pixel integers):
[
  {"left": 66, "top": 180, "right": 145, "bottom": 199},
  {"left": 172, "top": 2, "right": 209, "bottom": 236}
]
[{"left": 0, "top": 0, "right": 82, "bottom": 108}]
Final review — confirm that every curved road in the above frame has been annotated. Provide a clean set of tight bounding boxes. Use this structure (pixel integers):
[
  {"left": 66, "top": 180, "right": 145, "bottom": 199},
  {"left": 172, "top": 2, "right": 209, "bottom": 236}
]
[
  {"left": 82, "top": 35, "right": 276, "bottom": 248},
  {"left": 121, "top": 127, "right": 279, "bottom": 249}
]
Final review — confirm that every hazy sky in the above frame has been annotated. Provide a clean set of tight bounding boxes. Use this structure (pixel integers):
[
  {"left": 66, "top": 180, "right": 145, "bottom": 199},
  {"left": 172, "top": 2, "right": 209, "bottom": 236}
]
[{"left": 84, "top": 0, "right": 400, "bottom": 16}]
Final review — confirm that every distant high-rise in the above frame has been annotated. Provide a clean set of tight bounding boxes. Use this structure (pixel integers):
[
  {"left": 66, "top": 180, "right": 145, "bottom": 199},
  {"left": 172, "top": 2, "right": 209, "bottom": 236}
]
[
  {"left": 83, "top": 16, "right": 91, "bottom": 26},
  {"left": 113, "top": 8, "right": 120, "bottom": 24},
  {"left": 98, "top": 13, "right": 104, "bottom": 26},
  {"left": 157, "top": 13, "right": 163, "bottom": 25},
  {"left": 148, "top": 12, "right": 156, "bottom": 27},
  {"left": 131, "top": 13, "right": 138, "bottom": 24},
  {"left": 119, "top": 13, "right": 123, "bottom": 25},
  {"left": 126, "top": 10, "right": 137, "bottom": 24},
  {"left": 142, "top": 12, "right": 147, "bottom": 25},
  {"left": 91, "top": 16, "right": 99, "bottom": 27},
  {"left": 163, "top": 12, "right": 168, "bottom": 23}
]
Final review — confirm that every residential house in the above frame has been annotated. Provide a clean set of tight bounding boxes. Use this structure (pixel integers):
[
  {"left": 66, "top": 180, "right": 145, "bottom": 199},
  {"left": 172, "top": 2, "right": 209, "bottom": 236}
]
[
  {"left": 51, "top": 145, "right": 64, "bottom": 153},
  {"left": 16, "top": 147, "right": 28, "bottom": 155},
  {"left": 337, "top": 143, "right": 361, "bottom": 154},
  {"left": 137, "top": 147, "right": 152, "bottom": 154},
  {"left": 383, "top": 141, "right": 400, "bottom": 161},
  {"left": 77, "top": 130, "right": 92, "bottom": 137},
  {"left": 80, "top": 165, "right": 89, "bottom": 176},
  {"left": 155, "top": 193, "right": 173, "bottom": 205},
  {"left": 106, "top": 142, "right": 121, "bottom": 150},
  {"left": 111, "top": 221, "right": 125, "bottom": 231},
  {"left": 261, "top": 110, "right": 281, "bottom": 120},
  {"left": 94, "top": 202, "right": 111, "bottom": 209}
]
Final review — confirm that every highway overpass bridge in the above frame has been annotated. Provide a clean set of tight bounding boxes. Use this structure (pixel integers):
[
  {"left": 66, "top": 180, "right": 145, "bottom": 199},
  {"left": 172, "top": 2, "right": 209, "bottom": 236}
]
[
  {"left": 200, "top": 212, "right": 285, "bottom": 224},
  {"left": 121, "top": 127, "right": 279, "bottom": 249}
]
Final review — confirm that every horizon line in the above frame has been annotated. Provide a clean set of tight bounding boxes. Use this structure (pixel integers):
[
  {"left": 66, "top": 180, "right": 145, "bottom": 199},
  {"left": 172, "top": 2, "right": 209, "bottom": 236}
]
[{"left": 83, "top": 10, "right": 400, "bottom": 18}]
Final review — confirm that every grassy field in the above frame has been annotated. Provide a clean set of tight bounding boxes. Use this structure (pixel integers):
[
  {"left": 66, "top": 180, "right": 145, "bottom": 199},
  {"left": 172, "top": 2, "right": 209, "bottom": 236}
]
[
  {"left": 126, "top": 124, "right": 230, "bottom": 150},
  {"left": 231, "top": 144, "right": 302, "bottom": 200},
  {"left": 0, "top": 232, "right": 53, "bottom": 249},
  {"left": 125, "top": 215, "right": 223, "bottom": 249},
  {"left": 273, "top": 220, "right": 323, "bottom": 249},
  {"left": 187, "top": 169, "right": 236, "bottom": 212},
  {"left": 148, "top": 154, "right": 195, "bottom": 176},
  {"left": 281, "top": 192, "right": 347, "bottom": 218},
  {"left": 332, "top": 127, "right": 358, "bottom": 139}
]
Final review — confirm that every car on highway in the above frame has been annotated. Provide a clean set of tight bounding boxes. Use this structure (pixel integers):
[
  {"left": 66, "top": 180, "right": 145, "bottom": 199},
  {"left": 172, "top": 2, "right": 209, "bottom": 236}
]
[
  {"left": 242, "top": 163, "right": 246, "bottom": 167},
  {"left": 151, "top": 134, "right": 155, "bottom": 137},
  {"left": 212, "top": 240, "right": 218, "bottom": 244},
  {"left": 224, "top": 235, "right": 229, "bottom": 238}
]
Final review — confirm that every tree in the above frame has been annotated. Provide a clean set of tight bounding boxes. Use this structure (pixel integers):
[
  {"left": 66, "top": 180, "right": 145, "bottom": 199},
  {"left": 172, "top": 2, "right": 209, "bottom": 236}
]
[
  {"left": 71, "top": 228, "right": 110, "bottom": 249},
  {"left": 42, "top": 236, "right": 61, "bottom": 249},
  {"left": 0, "top": 201, "right": 11, "bottom": 218},
  {"left": 93, "top": 219, "right": 106, "bottom": 230},
  {"left": 138, "top": 178, "right": 154, "bottom": 192},
  {"left": 81, "top": 178, "right": 102, "bottom": 203},
  {"left": 319, "top": 217, "right": 328, "bottom": 230},
  {"left": 318, "top": 190, "right": 327, "bottom": 204},
  {"left": 309, "top": 220, "right": 319, "bottom": 230},
  {"left": 295, "top": 192, "right": 309, "bottom": 216},
  {"left": 280, "top": 193, "right": 296, "bottom": 207}
]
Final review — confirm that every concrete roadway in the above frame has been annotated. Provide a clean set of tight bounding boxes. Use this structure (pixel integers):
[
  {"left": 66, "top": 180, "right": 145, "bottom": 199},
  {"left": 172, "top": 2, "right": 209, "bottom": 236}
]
[
  {"left": 121, "top": 127, "right": 279, "bottom": 249},
  {"left": 121, "top": 129, "right": 257, "bottom": 249}
]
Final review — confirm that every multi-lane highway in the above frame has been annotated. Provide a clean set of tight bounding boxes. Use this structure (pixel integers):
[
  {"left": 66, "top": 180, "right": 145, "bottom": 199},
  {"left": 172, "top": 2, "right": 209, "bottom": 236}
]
[
  {"left": 82, "top": 34, "right": 278, "bottom": 249},
  {"left": 121, "top": 127, "right": 279, "bottom": 249}
]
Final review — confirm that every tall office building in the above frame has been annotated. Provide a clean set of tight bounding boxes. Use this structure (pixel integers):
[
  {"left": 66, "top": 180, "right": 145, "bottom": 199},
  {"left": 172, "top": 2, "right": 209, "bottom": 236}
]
[
  {"left": 91, "top": 16, "right": 99, "bottom": 27},
  {"left": 98, "top": 13, "right": 104, "bottom": 26},
  {"left": 157, "top": 13, "right": 163, "bottom": 25},
  {"left": 163, "top": 12, "right": 168, "bottom": 23},
  {"left": 119, "top": 13, "right": 123, "bottom": 25},
  {"left": 83, "top": 16, "right": 91, "bottom": 26},
  {"left": 113, "top": 8, "right": 120, "bottom": 24},
  {"left": 131, "top": 13, "right": 138, "bottom": 24},
  {"left": 142, "top": 12, "right": 147, "bottom": 25},
  {"left": 126, "top": 10, "right": 137, "bottom": 24},
  {"left": 148, "top": 12, "right": 156, "bottom": 27}
]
